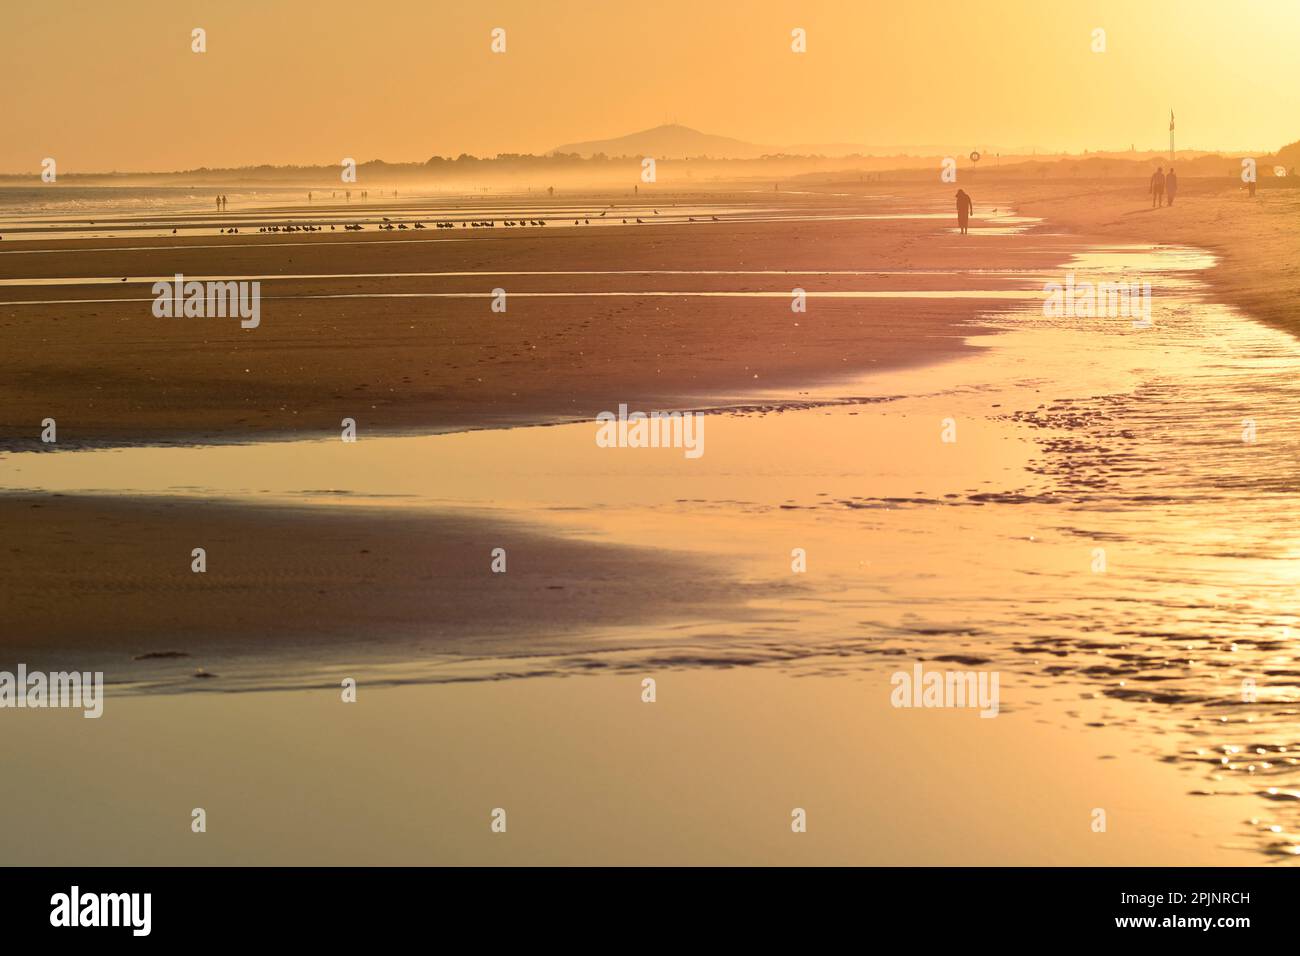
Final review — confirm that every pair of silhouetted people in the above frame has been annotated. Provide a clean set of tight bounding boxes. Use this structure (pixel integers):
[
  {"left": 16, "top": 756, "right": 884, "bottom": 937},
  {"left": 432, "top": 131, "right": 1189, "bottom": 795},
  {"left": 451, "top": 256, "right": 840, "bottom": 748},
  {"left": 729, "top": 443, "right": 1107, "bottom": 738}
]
[
  {"left": 955, "top": 189, "right": 973, "bottom": 234},
  {"left": 215, "top": 194, "right": 228, "bottom": 211},
  {"left": 1150, "top": 168, "right": 1165, "bottom": 207},
  {"left": 1150, "top": 167, "right": 1178, "bottom": 207}
]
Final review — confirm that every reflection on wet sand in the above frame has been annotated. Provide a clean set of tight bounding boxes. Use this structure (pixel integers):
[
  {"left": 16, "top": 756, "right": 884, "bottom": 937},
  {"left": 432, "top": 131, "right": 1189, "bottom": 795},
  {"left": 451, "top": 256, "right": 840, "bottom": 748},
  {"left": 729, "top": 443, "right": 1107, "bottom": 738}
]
[{"left": 4, "top": 235, "right": 1300, "bottom": 859}]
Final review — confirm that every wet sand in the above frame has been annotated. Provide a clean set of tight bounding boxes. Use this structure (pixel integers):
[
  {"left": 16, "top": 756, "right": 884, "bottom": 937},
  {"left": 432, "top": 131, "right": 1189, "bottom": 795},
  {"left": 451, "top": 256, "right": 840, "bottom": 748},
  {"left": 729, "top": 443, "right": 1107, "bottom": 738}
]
[
  {"left": 4, "top": 185, "right": 1299, "bottom": 864},
  {"left": 0, "top": 493, "right": 762, "bottom": 684},
  {"left": 0, "top": 190, "right": 1069, "bottom": 443},
  {"left": 1012, "top": 178, "right": 1300, "bottom": 335}
]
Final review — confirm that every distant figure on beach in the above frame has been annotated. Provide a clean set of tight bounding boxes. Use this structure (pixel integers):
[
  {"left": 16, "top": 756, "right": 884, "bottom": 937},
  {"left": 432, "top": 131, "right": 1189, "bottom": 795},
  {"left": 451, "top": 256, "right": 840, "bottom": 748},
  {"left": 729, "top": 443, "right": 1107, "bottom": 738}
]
[
  {"left": 1165, "top": 168, "right": 1178, "bottom": 206},
  {"left": 215, "top": 195, "right": 221, "bottom": 211},
  {"left": 308, "top": 191, "right": 313, "bottom": 203},
  {"left": 1150, "top": 167, "right": 1165, "bottom": 207},
  {"left": 955, "top": 189, "right": 973, "bottom": 235}
]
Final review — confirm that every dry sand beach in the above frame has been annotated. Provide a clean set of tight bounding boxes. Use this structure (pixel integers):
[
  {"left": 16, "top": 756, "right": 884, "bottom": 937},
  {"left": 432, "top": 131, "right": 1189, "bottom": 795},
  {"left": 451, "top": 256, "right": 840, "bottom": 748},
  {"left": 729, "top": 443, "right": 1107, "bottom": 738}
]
[{"left": 2, "top": 178, "right": 1300, "bottom": 865}]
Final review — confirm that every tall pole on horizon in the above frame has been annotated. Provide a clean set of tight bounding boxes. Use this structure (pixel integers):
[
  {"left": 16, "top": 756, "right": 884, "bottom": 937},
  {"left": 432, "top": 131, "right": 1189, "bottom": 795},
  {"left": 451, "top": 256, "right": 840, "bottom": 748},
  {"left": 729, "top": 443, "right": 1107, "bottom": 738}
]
[{"left": 1169, "top": 109, "right": 1175, "bottom": 162}]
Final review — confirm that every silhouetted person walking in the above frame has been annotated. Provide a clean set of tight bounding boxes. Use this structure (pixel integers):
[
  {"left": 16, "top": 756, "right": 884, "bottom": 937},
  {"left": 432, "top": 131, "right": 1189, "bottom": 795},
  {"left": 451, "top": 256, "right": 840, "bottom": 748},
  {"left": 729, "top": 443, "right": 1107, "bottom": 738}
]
[
  {"left": 1165, "top": 168, "right": 1178, "bottom": 206},
  {"left": 1150, "top": 167, "right": 1165, "bottom": 208},
  {"left": 955, "top": 189, "right": 973, "bottom": 235}
]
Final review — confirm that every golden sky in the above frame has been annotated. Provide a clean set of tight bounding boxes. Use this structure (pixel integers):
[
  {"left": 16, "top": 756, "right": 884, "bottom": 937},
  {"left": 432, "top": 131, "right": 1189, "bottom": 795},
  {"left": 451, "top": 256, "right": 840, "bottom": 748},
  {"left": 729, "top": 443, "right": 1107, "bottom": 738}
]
[{"left": 2, "top": 0, "right": 1298, "bottom": 172}]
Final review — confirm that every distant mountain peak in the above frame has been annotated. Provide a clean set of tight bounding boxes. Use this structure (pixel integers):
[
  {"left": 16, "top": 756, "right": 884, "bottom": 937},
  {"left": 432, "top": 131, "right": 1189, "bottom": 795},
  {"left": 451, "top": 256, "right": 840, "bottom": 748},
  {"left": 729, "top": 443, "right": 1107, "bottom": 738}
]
[{"left": 551, "top": 124, "right": 770, "bottom": 159}]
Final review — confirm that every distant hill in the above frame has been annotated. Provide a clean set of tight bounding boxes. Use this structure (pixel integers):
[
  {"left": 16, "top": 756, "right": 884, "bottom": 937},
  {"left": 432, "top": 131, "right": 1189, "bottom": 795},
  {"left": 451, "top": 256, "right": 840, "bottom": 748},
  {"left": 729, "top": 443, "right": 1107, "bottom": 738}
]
[
  {"left": 551, "top": 124, "right": 773, "bottom": 159},
  {"left": 1276, "top": 138, "right": 1300, "bottom": 171},
  {"left": 549, "top": 124, "right": 1121, "bottom": 160}
]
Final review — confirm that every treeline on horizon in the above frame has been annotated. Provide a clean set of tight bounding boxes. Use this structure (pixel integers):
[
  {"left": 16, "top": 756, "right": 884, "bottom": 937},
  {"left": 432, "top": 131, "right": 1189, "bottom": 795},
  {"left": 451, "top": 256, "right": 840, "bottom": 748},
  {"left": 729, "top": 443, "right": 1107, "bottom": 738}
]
[{"left": 2, "top": 139, "right": 1295, "bottom": 186}]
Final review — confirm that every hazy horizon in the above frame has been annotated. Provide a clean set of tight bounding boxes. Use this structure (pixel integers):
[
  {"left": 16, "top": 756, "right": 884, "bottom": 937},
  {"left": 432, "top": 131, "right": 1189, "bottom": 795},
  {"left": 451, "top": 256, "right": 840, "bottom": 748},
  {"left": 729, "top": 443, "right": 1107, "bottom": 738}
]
[{"left": 0, "top": 126, "right": 1290, "bottom": 179}]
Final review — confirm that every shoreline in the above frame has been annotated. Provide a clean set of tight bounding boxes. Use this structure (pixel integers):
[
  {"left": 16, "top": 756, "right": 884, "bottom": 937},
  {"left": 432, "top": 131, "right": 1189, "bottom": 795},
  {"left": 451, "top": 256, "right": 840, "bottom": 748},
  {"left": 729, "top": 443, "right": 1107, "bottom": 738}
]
[{"left": 1011, "top": 178, "right": 1300, "bottom": 340}]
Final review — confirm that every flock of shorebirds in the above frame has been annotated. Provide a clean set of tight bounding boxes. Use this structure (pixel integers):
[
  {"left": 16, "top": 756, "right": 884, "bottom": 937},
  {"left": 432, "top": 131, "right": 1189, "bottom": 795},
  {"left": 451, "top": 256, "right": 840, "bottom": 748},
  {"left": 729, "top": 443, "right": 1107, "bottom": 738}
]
[
  {"left": 235, "top": 210, "right": 725, "bottom": 234},
  {"left": 232, "top": 218, "right": 556, "bottom": 234},
  {"left": 0, "top": 208, "right": 727, "bottom": 242},
  {"left": 0, "top": 210, "right": 724, "bottom": 242}
]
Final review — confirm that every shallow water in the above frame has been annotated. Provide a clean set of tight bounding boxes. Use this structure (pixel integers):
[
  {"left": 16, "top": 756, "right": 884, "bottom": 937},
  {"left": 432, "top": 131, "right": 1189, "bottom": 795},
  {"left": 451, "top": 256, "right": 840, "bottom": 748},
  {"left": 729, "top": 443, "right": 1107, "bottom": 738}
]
[{"left": 3, "top": 213, "right": 1299, "bottom": 859}]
